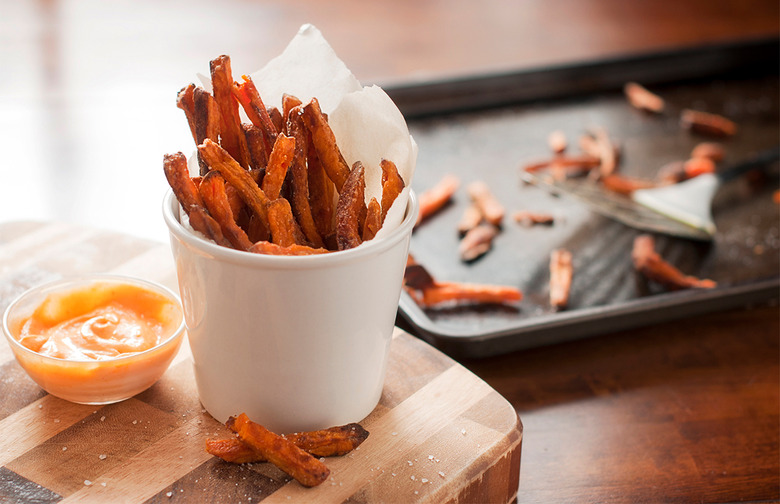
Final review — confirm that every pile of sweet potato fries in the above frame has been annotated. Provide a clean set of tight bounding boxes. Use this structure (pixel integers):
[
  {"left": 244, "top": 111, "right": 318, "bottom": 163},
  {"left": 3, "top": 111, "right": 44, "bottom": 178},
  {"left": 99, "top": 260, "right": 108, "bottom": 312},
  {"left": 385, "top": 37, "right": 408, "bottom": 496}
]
[
  {"left": 206, "top": 413, "right": 369, "bottom": 487},
  {"left": 164, "top": 55, "right": 405, "bottom": 255}
]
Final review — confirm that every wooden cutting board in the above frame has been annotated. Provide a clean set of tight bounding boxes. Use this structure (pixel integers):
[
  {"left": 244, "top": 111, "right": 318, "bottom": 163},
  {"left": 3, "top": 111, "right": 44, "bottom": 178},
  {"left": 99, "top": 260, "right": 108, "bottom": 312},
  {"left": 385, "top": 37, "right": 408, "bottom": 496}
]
[{"left": 0, "top": 221, "right": 522, "bottom": 504}]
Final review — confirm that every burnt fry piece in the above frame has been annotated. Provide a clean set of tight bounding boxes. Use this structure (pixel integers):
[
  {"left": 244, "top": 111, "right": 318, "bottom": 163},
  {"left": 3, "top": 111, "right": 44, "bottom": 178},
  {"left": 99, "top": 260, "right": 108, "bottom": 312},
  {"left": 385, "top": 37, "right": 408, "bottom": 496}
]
[
  {"left": 632, "top": 234, "right": 717, "bottom": 290},
  {"left": 362, "top": 197, "right": 381, "bottom": 241},
  {"left": 380, "top": 159, "right": 405, "bottom": 224},
  {"left": 210, "top": 55, "right": 251, "bottom": 168},
  {"left": 199, "top": 171, "right": 253, "bottom": 251},
  {"left": 267, "top": 198, "right": 305, "bottom": 247},
  {"left": 261, "top": 134, "right": 295, "bottom": 200},
  {"left": 549, "top": 248, "right": 573, "bottom": 309},
  {"left": 163, "top": 152, "right": 231, "bottom": 247},
  {"left": 227, "top": 414, "right": 330, "bottom": 488},
  {"left": 467, "top": 180, "right": 504, "bottom": 226},
  {"left": 285, "top": 423, "right": 369, "bottom": 457},
  {"left": 416, "top": 174, "right": 460, "bottom": 226},
  {"left": 243, "top": 123, "right": 268, "bottom": 173},
  {"left": 287, "top": 108, "right": 325, "bottom": 248},
  {"left": 301, "top": 97, "right": 350, "bottom": 191},
  {"left": 680, "top": 109, "right": 737, "bottom": 137},
  {"left": 249, "top": 241, "right": 328, "bottom": 256},
  {"left": 206, "top": 422, "right": 370, "bottom": 463},
  {"left": 198, "top": 139, "right": 271, "bottom": 235},
  {"left": 336, "top": 162, "right": 366, "bottom": 251}
]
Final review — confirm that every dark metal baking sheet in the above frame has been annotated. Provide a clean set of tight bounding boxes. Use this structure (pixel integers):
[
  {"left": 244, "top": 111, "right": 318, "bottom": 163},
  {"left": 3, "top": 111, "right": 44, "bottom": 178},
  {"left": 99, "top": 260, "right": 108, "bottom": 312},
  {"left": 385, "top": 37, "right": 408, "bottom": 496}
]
[{"left": 388, "top": 41, "right": 780, "bottom": 359}]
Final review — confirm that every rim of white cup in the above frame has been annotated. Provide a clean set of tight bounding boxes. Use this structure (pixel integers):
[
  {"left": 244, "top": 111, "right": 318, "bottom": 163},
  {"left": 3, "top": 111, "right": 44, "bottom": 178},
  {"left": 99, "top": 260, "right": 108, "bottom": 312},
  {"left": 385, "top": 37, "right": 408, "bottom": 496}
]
[{"left": 162, "top": 189, "right": 418, "bottom": 269}]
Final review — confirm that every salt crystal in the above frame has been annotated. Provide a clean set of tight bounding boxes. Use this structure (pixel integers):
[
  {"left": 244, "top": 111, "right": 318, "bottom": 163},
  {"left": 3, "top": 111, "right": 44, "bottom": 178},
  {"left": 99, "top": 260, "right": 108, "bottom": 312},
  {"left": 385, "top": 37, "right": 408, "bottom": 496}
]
[
  {"left": 101, "top": 482, "right": 106, "bottom": 487},
  {"left": 421, "top": 478, "right": 428, "bottom": 483},
  {"left": 62, "top": 447, "right": 67, "bottom": 451},
  {"left": 166, "top": 491, "right": 173, "bottom": 498},
  {"left": 100, "top": 416, "right": 106, "bottom": 421},
  {"left": 38, "top": 404, "right": 42, "bottom": 409},
  {"left": 132, "top": 420, "right": 137, "bottom": 425},
  {"left": 461, "top": 429, "right": 466, "bottom": 435},
  {"left": 438, "top": 471, "right": 445, "bottom": 478},
  {"left": 84, "top": 480, "right": 93, "bottom": 486},
  {"left": 410, "top": 475, "right": 416, "bottom": 481},
  {"left": 428, "top": 455, "right": 434, "bottom": 460},
  {"left": 99, "top": 454, "right": 107, "bottom": 460},
  {"left": 54, "top": 419, "right": 60, "bottom": 423}
]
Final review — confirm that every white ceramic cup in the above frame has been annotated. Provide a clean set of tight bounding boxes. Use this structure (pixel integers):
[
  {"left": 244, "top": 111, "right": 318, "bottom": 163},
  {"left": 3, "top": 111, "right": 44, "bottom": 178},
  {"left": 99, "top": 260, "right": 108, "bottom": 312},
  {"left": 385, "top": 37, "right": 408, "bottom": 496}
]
[{"left": 162, "top": 190, "right": 417, "bottom": 433}]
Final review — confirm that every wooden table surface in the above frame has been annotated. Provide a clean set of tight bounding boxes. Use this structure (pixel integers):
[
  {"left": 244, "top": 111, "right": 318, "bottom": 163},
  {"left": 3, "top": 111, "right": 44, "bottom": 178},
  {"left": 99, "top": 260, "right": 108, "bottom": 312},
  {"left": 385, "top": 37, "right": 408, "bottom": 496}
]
[{"left": 2, "top": 1, "right": 779, "bottom": 503}]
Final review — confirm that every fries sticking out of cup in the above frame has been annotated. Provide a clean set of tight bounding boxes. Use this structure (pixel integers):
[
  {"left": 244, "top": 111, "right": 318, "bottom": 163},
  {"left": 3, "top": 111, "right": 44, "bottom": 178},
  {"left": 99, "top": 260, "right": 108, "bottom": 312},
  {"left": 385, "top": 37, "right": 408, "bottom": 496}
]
[{"left": 165, "top": 40, "right": 415, "bottom": 255}]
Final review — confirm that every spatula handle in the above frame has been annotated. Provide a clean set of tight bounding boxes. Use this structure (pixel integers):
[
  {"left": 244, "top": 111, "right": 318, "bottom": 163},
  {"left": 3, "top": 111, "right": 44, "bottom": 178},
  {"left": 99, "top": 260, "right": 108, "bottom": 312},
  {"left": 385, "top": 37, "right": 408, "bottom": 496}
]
[{"left": 718, "top": 146, "right": 780, "bottom": 183}]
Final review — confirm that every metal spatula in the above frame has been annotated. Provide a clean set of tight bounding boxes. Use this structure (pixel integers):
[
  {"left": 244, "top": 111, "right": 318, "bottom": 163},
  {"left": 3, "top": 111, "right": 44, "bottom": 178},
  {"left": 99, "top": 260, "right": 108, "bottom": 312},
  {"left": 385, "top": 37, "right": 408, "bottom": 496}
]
[{"left": 521, "top": 147, "right": 779, "bottom": 241}]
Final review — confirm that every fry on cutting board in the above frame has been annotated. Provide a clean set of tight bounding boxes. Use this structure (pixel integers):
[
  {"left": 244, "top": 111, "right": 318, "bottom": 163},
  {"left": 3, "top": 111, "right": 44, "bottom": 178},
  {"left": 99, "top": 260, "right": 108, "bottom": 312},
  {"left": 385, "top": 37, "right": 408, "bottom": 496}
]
[
  {"left": 207, "top": 421, "right": 369, "bottom": 463},
  {"left": 226, "top": 413, "right": 330, "bottom": 487}
]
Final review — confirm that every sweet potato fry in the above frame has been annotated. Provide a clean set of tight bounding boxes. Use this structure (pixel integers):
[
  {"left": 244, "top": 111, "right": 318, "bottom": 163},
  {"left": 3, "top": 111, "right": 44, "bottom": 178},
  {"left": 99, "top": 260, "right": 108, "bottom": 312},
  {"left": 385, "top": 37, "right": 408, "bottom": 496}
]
[
  {"left": 458, "top": 223, "right": 498, "bottom": 262},
  {"left": 416, "top": 174, "right": 460, "bottom": 226},
  {"left": 363, "top": 197, "right": 381, "bottom": 241},
  {"left": 198, "top": 139, "right": 271, "bottom": 235},
  {"left": 549, "top": 248, "right": 573, "bottom": 309},
  {"left": 210, "top": 55, "right": 251, "bottom": 168},
  {"left": 267, "top": 198, "right": 306, "bottom": 247},
  {"left": 261, "top": 134, "right": 295, "bottom": 200},
  {"left": 467, "top": 180, "right": 504, "bottom": 227},
  {"left": 206, "top": 422, "right": 369, "bottom": 463},
  {"left": 548, "top": 130, "right": 568, "bottom": 154},
  {"left": 248, "top": 240, "right": 328, "bottom": 256},
  {"left": 287, "top": 108, "right": 325, "bottom": 248},
  {"left": 163, "top": 152, "right": 232, "bottom": 247},
  {"left": 691, "top": 142, "right": 725, "bottom": 163},
  {"left": 227, "top": 414, "right": 330, "bottom": 487},
  {"left": 198, "top": 171, "right": 253, "bottom": 251},
  {"left": 522, "top": 154, "right": 601, "bottom": 174},
  {"left": 680, "top": 109, "right": 737, "bottom": 137},
  {"left": 457, "top": 203, "right": 483, "bottom": 235},
  {"left": 601, "top": 174, "right": 657, "bottom": 195},
  {"left": 682, "top": 156, "right": 716, "bottom": 178},
  {"left": 336, "top": 161, "right": 366, "bottom": 250},
  {"left": 380, "top": 158, "right": 405, "bottom": 224},
  {"left": 513, "top": 210, "right": 554, "bottom": 226},
  {"left": 177, "top": 84, "right": 222, "bottom": 175},
  {"left": 307, "top": 146, "right": 337, "bottom": 241},
  {"left": 232, "top": 75, "right": 278, "bottom": 155},
  {"left": 632, "top": 234, "right": 717, "bottom": 290},
  {"left": 589, "top": 126, "right": 617, "bottom": 179},
  {"left": 282, "top": 93, "right": 303, "bottom": 129},
  {"left": 301, "top": 97, "right": 351, "bottom": 191},
  {"left": 243, "top": 123, "right": 269, "bottom": 173},
  {"left": 624, "top": 82, "right": 665, "bottom": 113},
  {"left": 415, "top": 281, "right": 522, "bottom": 307}
]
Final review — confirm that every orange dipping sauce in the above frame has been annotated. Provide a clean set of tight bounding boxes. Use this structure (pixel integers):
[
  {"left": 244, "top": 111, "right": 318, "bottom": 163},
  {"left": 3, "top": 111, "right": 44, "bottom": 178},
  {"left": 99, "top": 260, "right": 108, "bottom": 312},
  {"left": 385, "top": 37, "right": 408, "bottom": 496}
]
[
  {"left": 3, "top": 276, "right": 184, "bottom": 404},
  {"left": 16, "top": 283, "right": 179, "bottom": 361}
]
